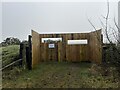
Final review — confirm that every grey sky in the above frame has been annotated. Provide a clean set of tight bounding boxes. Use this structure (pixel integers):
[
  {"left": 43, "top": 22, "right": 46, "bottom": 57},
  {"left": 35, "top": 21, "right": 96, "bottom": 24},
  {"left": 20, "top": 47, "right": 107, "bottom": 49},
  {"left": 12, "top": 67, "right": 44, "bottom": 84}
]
[
  {"left": 2, "top": 1, "right": 118, "bottom": 43},
  {"left": 118, "top": 1, "right": 120, "bottom": 40},
  {"left": 0, "top": 2, "right": 2, "bottom": 43}
]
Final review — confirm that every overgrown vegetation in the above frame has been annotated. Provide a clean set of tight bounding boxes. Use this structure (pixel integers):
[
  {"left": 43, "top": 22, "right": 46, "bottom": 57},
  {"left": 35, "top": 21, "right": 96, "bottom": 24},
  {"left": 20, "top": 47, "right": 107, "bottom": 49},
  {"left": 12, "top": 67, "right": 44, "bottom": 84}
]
[
  {"left": 1, "top": 42, "right": 120, "bottom": 88},
  {"left": 2, "top": 62, "right": 119, "bottom": 88},
  {"left": 1, "top": 45, "right": 24, "bottom": 87},
  {"left": 88, "top": 1, "right": 120, "bottom": 83},
  {"left": 103, "top": 45, "right": 120, "bottom": 81}
]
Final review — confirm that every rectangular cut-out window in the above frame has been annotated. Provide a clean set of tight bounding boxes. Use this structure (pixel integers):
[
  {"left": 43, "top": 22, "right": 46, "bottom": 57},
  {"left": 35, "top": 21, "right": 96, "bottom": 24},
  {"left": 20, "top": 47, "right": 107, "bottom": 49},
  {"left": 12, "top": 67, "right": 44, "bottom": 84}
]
[
  {"left": 42, "top": 38, "right": 62, "bottom": 43},
  {"left": 68, "top": 40, "right": 88, "bottom": 45}
]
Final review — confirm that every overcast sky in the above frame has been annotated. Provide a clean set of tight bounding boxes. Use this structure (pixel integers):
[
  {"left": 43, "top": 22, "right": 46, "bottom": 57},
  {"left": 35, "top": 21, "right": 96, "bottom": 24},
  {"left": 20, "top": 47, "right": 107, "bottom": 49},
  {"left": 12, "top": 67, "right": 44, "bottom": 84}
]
[{"left": 1, "top": 0, "right": 118, "bottom": 43}]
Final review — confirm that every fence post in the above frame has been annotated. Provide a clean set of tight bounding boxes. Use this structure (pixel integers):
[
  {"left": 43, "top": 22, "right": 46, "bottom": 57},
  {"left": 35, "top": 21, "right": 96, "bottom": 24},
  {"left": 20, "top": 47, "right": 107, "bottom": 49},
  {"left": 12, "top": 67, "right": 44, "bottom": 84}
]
[
  {"left": 28, "top": 35, "right": 32, "bottom": 69},
  {"left": 25, "top": 35, "right": 32, "bottom": 70},
  {"left": 58, "top": 42, "right": 62, "bottom": 62},
  {"left": 28, "top": 35, "right": 32, "bottom": 51},
  {"left": 26, "top": 46, "right": 32, "bottom": 70},
  {"left": 102, "top": 47, "right": 106, "bottom": 63},
  {"left": 19, "top": 43, "right": 23, "bottom": 67}
]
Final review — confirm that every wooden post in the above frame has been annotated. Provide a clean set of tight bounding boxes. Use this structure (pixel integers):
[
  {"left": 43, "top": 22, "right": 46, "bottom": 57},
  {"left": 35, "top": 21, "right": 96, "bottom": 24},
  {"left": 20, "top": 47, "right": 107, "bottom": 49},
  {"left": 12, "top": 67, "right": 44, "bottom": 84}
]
[
  {"left": 58, "top": 42, "right": 61, "bottom": 62},
  {"left": 26, "top": 46, "right": 32, "bottom": 70},
  {"left": 19, "top": 43, "right": 23, "bottom": 67},
  {"left": 28, "top": 35, "right": 32, "bottom": 70},
  {"left": 28, "top": 35, "right": 32, "bottom": 68},
  {"left": 28, "top": 35, "right": 32, "bottom": 51}
]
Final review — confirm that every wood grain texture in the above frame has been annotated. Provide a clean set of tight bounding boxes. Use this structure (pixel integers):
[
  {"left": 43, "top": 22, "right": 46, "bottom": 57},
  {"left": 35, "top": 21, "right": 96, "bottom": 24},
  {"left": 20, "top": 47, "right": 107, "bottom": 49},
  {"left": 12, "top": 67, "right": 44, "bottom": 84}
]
[
  {"left": 32, "top": 29, "right": 103, "bottom": 68},
  {"left": 32, "top": 30, "right": 41, "bottom": 68}
]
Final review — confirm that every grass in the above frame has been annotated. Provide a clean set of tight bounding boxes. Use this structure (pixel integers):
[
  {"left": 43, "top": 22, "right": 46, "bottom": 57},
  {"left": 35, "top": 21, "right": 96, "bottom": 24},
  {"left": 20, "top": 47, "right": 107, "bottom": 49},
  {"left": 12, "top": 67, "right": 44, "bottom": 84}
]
[
  {"left": 2, "top": 61, "right": 119, "bottom": 88},
  {"left": 1, "top": 45, "right": 20, "bottom": 67},
  {"left": 1, "top": 45, "right": 119, "bottom": 88}
]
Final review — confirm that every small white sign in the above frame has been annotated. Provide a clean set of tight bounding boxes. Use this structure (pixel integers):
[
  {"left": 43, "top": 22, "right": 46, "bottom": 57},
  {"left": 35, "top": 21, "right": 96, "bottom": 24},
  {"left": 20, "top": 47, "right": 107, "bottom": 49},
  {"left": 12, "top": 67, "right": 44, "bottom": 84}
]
[{"left": 49, "top": 44, "right": 55, "bottom": 48}]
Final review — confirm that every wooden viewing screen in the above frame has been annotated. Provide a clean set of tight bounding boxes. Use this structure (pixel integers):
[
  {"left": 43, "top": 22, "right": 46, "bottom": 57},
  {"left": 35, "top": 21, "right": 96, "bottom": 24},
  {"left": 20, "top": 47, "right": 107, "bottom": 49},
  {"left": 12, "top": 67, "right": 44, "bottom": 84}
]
[{"left": 32, "top": 30, "right": 102, "bottom": 68}]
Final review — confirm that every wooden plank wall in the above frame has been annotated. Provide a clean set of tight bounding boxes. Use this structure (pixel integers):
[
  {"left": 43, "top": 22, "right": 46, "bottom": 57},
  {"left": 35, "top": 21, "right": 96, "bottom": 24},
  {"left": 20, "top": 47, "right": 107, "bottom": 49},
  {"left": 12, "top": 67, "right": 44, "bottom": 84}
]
[
  {"left": 32, "top": 29, "right": 103, "bottom": 68},
  {"left": 65, "top": 33, "right": 89, "bottom": 62},
  {"left": 89, "top": 30, "right": 102, "bottom": 63},
  {"left": 32, "top": 30, "right": 41, "bottom": 68},
  {"left": 38, "top": 33, "right": 90, "bottom": 62},
  {"left": 40, "top": 43, "right": 58, "bottom": 61}
]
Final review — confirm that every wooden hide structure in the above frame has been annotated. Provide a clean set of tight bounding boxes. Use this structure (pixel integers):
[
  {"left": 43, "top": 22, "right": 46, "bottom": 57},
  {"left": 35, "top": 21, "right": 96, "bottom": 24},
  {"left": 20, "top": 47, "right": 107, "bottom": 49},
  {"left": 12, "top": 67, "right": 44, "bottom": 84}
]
[{"left": 32, "top": 30, "right": 102, "bottom": 68}]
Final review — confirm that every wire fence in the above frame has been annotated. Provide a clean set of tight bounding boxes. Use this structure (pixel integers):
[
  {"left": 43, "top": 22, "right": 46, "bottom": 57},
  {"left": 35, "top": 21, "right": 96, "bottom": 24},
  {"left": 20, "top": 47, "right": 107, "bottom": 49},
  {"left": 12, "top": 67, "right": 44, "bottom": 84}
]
[{"left": 0, "top": 59, "right": 22, "bottom": 71}]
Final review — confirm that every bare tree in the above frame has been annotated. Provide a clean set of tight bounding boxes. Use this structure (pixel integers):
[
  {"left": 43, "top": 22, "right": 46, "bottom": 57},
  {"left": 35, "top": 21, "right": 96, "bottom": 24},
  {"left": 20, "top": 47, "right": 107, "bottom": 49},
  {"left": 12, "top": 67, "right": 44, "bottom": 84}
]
[{"left": 88, "top": 0, "right": 120, "bottom": 67}]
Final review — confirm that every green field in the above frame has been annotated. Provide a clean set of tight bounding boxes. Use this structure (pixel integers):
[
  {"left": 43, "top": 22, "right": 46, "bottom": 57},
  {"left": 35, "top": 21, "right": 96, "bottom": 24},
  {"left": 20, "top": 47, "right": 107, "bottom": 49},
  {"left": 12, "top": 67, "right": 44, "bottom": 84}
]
[
  {"left": 1, "top": 45, "right": 20, "bottom": 67},
  {"left": 2, "top": 62, "right": 119, "bottom": 88}
]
